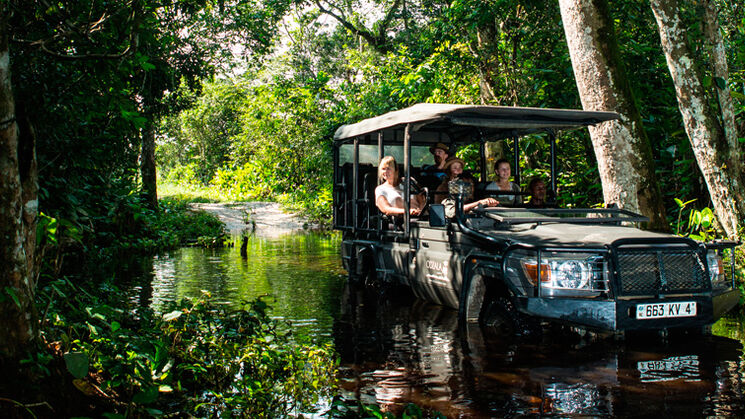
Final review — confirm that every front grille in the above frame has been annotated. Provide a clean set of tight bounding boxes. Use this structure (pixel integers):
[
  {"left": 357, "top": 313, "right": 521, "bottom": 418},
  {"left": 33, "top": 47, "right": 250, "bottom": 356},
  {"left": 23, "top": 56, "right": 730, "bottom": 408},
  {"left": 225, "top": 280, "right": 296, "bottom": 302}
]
[{"left": 615, "top": 249, "right": 708, "bottom": 296}]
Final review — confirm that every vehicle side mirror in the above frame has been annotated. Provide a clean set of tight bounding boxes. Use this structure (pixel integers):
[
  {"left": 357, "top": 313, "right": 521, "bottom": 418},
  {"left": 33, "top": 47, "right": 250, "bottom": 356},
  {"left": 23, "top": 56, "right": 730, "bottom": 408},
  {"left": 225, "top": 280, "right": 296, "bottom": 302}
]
[{"left": 429, "top": 204, "right": 446, "bottom": 227}]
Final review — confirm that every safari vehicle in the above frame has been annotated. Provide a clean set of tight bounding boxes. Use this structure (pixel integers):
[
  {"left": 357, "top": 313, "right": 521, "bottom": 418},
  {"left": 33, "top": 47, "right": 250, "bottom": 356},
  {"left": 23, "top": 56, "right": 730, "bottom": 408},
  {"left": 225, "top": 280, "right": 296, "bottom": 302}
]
[{"left": 332, "top": 104, "right": 739, "bottom": 333}]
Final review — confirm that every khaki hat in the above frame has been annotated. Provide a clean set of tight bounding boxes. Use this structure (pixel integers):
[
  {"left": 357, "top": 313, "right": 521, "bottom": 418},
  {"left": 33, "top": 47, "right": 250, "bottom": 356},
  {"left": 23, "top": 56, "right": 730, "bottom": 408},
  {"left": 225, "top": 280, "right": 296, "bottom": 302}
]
[
  {"left": 443, "top": 157, "right": 465, "bottom": 172},
  {"left": 429, "top": 142, "right": 450, "bottom": 155}
]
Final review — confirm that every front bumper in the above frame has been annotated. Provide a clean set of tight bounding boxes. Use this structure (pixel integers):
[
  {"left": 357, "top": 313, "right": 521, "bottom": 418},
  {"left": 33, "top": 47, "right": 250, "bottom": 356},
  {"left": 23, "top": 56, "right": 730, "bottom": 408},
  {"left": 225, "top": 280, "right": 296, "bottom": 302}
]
[{"left": 517, "top": 288, "right": 740, "bottom": 331}]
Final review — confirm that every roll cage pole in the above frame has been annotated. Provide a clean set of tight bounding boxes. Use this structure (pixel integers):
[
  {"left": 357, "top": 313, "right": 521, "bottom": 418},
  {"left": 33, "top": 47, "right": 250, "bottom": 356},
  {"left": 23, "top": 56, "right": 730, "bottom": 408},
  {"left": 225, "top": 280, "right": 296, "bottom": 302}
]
[
  {"left": 512, "top": 131, "right": 520, "bottom": 185},
  {"left": 377, "top": 131, "right": 384, "bottom": 234},
  {"left": 549, "top": 129, "right": 557, "bottom": 193},
  {"left": 478, "top": 130, "right": 487, "bottom": 182},
  {"left": 404, "top": 124, "right": 412, "bottom": 236},
  {"left": 353, "top": 137, "right": 359, "bottom": 230}
]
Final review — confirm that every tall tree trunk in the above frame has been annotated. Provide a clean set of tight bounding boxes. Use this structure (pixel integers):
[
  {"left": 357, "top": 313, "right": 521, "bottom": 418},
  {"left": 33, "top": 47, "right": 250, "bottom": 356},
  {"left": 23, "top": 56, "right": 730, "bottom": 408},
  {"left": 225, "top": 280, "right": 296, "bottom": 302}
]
[
  {"left": 559, "top": 0, "right": 669, "bottom": 231},
  {"left": 141, "top": 121, "right": 158, "bottom": 210},
  {"left": 650, "top": 0, "right": 744, "bottom": 239},
  {"left": 0, "top": 14, "right": 39, "bottom": 360},
  {"left": 703, "top": 0, "right": 739, "bottom": 158}
]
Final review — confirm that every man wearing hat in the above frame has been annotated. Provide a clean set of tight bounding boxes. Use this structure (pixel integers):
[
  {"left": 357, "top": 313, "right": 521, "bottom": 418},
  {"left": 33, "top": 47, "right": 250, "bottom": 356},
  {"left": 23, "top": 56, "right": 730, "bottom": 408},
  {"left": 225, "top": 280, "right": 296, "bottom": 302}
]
[
  {"left": 420, "top": 142, "right": 452, "bottom": 191},
  {"left": 429, "top": 142, "right": 451, "bottom": 171}
]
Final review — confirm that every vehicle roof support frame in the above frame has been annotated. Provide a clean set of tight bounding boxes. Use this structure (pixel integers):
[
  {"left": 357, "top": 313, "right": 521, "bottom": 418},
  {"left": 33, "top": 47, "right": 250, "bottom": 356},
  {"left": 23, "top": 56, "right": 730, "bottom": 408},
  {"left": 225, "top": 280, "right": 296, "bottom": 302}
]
[
  {"left": 377, "top": 131, "right": 384, "bottom": 235},
  {"left": 332, "top": 143, "right": 339, "bottom": 229},
  {"left": 478, "top": 130, "right": 487, "bottom": 182},
  {"left": 353, "top": 137, "right": 359, "bottom": 231},
  {"left": 549, "top": 129, "right": 557, "bottom": 192},
  {"left": 404, "top": 124, "right": 412, "bottom": 236},
  {"left": 512, "top": 132, "right": 520, "bottom": 185}
]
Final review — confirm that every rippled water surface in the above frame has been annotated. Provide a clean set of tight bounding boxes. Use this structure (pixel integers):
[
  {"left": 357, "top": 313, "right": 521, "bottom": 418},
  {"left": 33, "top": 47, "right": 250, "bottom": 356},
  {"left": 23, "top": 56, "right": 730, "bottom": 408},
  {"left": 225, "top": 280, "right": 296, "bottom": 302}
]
[{"left": 131, "top": 231, "right": 745, "bottom": 417}]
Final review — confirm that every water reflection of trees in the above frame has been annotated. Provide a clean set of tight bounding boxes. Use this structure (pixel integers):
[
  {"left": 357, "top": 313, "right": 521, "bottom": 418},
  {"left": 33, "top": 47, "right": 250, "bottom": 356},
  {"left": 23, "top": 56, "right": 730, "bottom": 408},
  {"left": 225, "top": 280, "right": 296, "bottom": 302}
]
[
  {"left": 334, "top": 283, "right": 745, "bottom": 417},
  {"left": 140, "top": 232, "right": 346, "bottom": 337}
]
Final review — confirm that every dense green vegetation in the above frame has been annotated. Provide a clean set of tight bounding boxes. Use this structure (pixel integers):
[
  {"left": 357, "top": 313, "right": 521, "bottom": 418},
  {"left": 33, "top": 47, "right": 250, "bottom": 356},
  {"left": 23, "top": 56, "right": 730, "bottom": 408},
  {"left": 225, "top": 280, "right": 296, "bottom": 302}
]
[
  {"left": 157, "top": 1, "right": 744, "bottom": 231},
  {"left": 2, "top": 0, "right": 744, "bottom": 416}
]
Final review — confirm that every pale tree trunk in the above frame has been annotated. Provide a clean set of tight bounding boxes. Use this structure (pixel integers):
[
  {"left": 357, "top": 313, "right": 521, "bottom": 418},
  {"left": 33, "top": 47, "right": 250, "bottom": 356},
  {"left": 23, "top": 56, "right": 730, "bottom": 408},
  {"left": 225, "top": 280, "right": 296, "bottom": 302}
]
[
  {"left": 650, "top": 0, "right": 744, "bottom": 239},
  {"left": 559, "top": 0, "right": 669, "bottom": 231},
  {"left": 141, "top": 121, "right": 158, "bottom": 210},
  {"left": 702, "top": 0, "right": 741, "bottom": 174},
  {"left": 0, "top": 14, "right": 39, "bottom": 360}
]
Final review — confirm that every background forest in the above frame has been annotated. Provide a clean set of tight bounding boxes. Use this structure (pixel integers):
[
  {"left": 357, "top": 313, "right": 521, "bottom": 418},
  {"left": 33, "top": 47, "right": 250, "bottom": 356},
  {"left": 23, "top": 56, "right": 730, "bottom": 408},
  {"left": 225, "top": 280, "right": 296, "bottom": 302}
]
[
  {"left": 1, "top": 0, "right": 744, "bottom": 416},
  {"left": 6, "top": 0, "right": 744, "bottom": 234}
]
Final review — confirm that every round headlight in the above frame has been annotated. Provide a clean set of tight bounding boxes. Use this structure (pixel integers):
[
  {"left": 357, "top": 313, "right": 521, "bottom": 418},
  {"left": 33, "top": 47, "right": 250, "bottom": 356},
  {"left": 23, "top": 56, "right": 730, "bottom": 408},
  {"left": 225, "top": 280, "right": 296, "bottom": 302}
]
[{"left": 553, "top": 260, "right": 590, "bottom": 289}]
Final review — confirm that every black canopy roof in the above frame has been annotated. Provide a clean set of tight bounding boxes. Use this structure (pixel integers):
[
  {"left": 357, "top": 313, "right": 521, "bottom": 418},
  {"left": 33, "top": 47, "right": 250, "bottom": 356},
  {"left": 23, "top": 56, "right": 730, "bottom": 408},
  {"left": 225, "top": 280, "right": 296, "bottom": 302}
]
[{"left": 333, "top": 103, "right": 619, "bottom": 144}]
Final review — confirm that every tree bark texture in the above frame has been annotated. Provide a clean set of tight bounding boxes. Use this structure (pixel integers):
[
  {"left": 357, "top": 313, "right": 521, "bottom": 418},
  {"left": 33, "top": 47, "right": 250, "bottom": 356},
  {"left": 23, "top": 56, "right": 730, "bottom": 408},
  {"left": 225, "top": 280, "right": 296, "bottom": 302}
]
[
  {"left": 702, "top": 0, "right": 741, "bottom": 172},
  {"left": 0, "top": 13, "right": 39, "bottom": 360},
  {"left": 141, "top": 122, "right": 158, "bottom": 210},
  {"left": 650, "top": 0, "right": 744, "bottom": 239},
  {"left": 559, "top": 0, "right": 669, "bottom": 231}
]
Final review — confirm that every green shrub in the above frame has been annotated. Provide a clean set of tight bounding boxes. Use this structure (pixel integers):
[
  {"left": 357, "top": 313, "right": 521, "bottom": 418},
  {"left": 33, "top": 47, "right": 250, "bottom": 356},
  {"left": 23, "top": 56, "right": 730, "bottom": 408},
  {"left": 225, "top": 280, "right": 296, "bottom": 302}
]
[{"left": 39, "top": 280, "right": 337, "bottom": 417}]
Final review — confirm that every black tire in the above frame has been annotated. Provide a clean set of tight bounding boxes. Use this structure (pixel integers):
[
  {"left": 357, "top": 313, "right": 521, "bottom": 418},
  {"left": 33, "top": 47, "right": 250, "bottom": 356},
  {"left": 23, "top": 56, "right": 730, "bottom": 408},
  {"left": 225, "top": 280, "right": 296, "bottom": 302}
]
[{"left": 480, "top": 294, "right": 541, "bottom": 338}]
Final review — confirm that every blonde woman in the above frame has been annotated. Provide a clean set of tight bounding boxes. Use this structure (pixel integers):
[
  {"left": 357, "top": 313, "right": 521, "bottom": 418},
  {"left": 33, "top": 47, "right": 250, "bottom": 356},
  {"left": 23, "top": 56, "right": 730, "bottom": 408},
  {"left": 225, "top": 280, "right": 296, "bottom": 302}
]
[
  {"left": 485, "top": 158, "right": 521, "bottom": 206},
  {"left": 375, "top": 156, "right": 424, "bottom": 216}
]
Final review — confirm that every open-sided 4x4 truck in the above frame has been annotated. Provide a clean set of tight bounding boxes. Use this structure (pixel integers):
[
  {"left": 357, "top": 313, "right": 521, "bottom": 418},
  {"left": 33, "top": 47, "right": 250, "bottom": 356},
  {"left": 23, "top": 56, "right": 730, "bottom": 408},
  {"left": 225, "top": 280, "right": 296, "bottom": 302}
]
[{"left": 333, "top": 104, "right": 739, "bottom": 334}]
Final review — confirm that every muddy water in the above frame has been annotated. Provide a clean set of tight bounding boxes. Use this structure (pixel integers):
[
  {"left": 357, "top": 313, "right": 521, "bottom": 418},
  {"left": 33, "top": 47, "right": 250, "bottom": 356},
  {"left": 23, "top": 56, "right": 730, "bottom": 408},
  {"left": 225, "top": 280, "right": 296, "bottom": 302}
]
[{"left": 136, "top": 232, "right": 745, "bottom": 417}]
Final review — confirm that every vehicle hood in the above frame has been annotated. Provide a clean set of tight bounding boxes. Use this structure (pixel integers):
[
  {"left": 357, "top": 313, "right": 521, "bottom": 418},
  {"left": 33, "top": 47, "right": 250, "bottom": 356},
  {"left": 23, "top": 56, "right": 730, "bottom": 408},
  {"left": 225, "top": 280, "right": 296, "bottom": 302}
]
[{"left": 499, "top": 222, "right": 673, "bottom": 248}]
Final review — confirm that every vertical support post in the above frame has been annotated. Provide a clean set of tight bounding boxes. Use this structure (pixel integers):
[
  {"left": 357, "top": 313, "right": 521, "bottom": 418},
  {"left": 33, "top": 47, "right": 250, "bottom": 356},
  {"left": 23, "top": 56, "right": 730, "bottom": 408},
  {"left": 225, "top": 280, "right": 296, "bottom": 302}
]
[
  {"left": 377, "top": 131, "right": 384, "bottom": 234},
  {"left": 404, "top": 124, "right": 411, "bottom": 236},
  {"left": 353, "top": 137, "right": 359, "bottom": 231},
  {"left": 549, "top": 130, "right": 557, "bottom": 192},
  {"left": 479, "top": 132, "right": 487, "bottom": 182},
  {"left": 332, "top": 142, "right": 339, "bottom": 229},
  {"left": 513, "top": 133, "right": 520, "bottom": 185},
  {"left": 378, "top": 131, "right": 384, "bottom": 162}
]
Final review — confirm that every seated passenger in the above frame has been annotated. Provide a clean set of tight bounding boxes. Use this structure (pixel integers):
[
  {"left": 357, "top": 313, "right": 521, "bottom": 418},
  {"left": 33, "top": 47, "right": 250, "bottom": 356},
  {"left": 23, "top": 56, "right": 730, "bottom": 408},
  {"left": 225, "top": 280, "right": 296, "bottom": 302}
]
[
  {"left": 419, "top": 142, "right": 452, "bottom": 190},
  {"left": 525, "top": 177, "right": 547, "bottom": 208},
  {"left": 375, "top": 156, "right": 425, "bottom": 217},
  {"left": 434, "top": 157, "right": 465, "bottom": 204},
  {"left": 485, "top": 158, "right": 522, "bottom": 206},
  {"left": 442, "top": 175, "right": 499, "bottom": 219}
]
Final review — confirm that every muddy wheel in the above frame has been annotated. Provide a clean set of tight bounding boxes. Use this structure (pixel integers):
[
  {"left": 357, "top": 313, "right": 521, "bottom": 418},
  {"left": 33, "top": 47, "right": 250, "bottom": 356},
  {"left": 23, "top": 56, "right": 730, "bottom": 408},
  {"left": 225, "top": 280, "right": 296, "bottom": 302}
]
[{"left": 480, "top": 294, "right": 541, "bottom": 338}]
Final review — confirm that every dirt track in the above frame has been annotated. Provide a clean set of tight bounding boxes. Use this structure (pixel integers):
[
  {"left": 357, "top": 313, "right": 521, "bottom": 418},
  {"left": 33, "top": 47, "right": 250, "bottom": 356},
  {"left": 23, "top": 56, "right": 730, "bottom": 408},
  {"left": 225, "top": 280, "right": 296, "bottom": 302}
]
[{"left": 190, "top": 202, "right": 306, "bottom": 238}]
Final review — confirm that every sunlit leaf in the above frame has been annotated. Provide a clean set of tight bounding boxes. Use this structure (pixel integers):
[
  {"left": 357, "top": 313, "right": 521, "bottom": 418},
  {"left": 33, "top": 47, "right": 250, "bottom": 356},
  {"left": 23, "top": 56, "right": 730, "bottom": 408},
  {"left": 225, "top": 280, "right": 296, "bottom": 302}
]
[{"left": 163, "top": 310, "right": 183, "bottom": 321}]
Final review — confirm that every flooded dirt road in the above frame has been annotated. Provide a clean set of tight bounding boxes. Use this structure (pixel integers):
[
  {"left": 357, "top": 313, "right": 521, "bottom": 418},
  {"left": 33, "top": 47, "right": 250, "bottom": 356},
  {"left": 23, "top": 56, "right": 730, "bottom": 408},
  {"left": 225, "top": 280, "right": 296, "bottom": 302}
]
[{"left": 128, "top": 230, "right": 745, "bottom": 417}]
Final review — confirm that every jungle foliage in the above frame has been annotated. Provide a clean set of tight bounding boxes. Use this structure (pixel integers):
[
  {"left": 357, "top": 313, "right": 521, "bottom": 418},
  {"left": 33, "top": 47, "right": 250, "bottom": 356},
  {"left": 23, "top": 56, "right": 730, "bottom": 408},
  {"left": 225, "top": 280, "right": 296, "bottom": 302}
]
[
  {"left": 3, "top": 0, "right": 745, "bottom": 416},
  {"left": 156, "top": 0, "right": 744, "bottom": 229},
  {"left": 7, "top": 282, "right": 337, "bottom": 417}
]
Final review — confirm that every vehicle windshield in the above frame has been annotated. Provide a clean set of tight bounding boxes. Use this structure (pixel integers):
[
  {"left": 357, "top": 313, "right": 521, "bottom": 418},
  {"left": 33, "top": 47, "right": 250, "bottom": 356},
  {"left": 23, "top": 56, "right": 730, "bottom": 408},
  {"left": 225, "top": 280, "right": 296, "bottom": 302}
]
[{"left": 479, "top": 208, "right": 648, "bottom": 224}]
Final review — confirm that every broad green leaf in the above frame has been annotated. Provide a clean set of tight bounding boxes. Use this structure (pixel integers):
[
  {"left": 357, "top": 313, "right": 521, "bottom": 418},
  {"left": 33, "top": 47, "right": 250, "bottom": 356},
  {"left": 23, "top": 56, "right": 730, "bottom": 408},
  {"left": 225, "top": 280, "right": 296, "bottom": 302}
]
[
  {"left": 64, "top": 352, "right": 89, "bottom": 379},
  {"left": 3, "top": 287, "right": 21, "bottom": 309},
  {"left": 133, "top": 385, "right": 159, "bottom": 404}
]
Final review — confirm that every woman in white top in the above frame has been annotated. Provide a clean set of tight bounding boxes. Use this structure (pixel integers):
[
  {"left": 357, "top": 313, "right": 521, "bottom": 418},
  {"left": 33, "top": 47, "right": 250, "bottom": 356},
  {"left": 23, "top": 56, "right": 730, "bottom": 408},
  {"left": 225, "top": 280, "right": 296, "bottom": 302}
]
[
  {"left": 375, "top": 156, "right": 424, "bottom": 216},
  {"left": 485, "top": 158, "right": 521, "bottom": 206}
]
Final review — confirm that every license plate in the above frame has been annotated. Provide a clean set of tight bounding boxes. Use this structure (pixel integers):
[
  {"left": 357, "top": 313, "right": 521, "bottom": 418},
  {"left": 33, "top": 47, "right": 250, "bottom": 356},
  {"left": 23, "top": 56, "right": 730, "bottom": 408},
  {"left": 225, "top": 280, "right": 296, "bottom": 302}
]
[{"left": 636, "top": 301, "right": 696, "bottom": 319}]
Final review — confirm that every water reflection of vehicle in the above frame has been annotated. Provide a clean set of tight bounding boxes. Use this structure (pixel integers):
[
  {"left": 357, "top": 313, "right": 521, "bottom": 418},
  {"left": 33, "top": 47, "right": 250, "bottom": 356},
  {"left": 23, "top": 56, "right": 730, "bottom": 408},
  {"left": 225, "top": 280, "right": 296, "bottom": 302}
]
[{"left": 334, "top": 283, "right": 745, "bottom": 417}]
